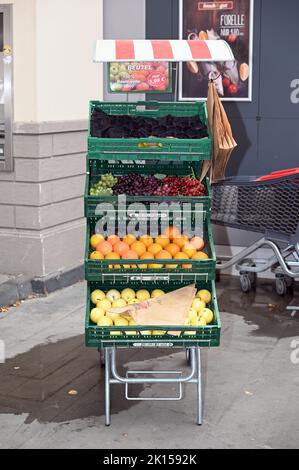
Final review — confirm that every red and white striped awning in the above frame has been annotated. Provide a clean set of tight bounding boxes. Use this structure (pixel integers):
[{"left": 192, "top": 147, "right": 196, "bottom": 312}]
[{"left": 93, "top": 40, "right": 234, "bottom": 63}]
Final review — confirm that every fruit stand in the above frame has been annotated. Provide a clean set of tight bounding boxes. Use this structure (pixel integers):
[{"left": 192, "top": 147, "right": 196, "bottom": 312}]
[{"left": 85, "top": 39, "right": 234, "bottom": 425}]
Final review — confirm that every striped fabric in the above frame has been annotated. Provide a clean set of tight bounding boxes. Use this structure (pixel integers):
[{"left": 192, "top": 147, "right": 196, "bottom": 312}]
[{"left": 94, "top": 40, "right": 234, "bottom": 63}]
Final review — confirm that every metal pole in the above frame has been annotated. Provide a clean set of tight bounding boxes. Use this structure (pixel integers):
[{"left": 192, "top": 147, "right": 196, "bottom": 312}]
[
  {"left": 196, "top": 348, "right": 203, "bottom": 425},
  {"left": 105, "top": 348, "right": 111, "bottom": 426}
]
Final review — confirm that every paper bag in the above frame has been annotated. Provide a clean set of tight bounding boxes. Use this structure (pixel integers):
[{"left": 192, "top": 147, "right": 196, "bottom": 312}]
[
  {"left": 201, "top": 80, "right": 237, "bottom": 183},
  {"left": 108, "top": 284, "right": 197, "bottom": 336}
]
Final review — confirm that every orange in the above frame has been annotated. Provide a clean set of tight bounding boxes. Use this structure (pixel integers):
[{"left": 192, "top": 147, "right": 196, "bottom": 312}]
[
  {"left": 131, "top": 241, "right": 147, "bottom": 257},
  {"left": 174, "top": 252, "right": 191, "bottom": 269},
  {"left": 192, "top": 252, "right": 209, "bottom": 260},
  {"left": 148, "top": 243, "right": 163, "bottom": 257},
  {"left": 156, "top": 235, "right": 170, "bottom": 249},
  {"left": 123, "top": 234, "right": 136, "bottom": 246},
  {"left": 138, "top": 252, "right": 153, "bottom": 269},
  {"left": 122, "top": 249, "right": 139, "bottom": 260},
  {"left": 140, "top": 235, "right": 153, "bottom": 249},
  {"left": 109, "top": 264, "right": 121, "bottom": 269},
  {"left": 173, "top": 234, "right": 189, "bottom": 249},
  {"left": 165, "top": 243, "right": 180, "bottom": 257},
  {"left": 89, "top": 251, "right": 104, "bottom": 261},
  {"left": 105, "top": 252, "right": 121, "bottom": 260},
  {"left": 156, "top": 250, "right": 172, "bottom": 260},
  {"left": 183, "top": 243, "right": 197, "bottom": 259},
  {"left": 163, "top": 226, "right": 181, "bottom": 240},
  {"left": 107, "top": 235, "right": 120, "bottom": 246},
  {"left": 114, "top": 241, "right": 130, "bottom": 257},
  {"left": 190, "top": 236, "right": 205, "bottom": 251},
  {"left": 90, "top": 234, "right": 104, "bottom": 249},
  {"left": 148, "top": 263, "right": 163, "bottom": 269},
  {"left": 96, "top": 241, "right": 113, "bottom": 256}
]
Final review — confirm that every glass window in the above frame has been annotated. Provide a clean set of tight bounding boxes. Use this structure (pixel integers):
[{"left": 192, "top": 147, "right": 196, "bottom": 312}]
[{"left": 0, "top": 6, "right": 13, "bottom": 172}]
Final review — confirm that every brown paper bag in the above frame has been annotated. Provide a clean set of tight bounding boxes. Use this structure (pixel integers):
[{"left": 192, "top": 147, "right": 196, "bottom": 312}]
[
  {"left": 108, "top": 284, "right": 196, "bottom": 336},
  {"left": 201, "top": 80, "right": 237, "bottom": 183}
]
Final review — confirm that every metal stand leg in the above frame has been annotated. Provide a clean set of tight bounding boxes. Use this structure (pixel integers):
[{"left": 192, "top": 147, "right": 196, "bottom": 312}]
[
  {"left": 105, "top": 349, "right": 111, "bottom": 426},
  {"left": 196, "top": 348, "right": 203, "bottom": 426}
]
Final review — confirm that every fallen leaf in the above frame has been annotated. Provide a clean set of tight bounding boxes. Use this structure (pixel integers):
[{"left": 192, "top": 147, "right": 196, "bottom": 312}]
[{"left": 68, "top": 390, "right": 78, "bottom": 396}]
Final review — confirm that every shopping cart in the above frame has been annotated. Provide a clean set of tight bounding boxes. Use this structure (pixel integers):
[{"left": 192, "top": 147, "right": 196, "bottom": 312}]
[{"left": 212, "top": 169, "right": 299, "bottom": 295}]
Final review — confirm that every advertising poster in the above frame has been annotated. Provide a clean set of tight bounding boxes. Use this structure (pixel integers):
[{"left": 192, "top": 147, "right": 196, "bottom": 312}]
[
  {"left": 179, "top": 0, "right": 254, "bottom": 101},
  {"left": 109, "top": 62, "right": 172, "bottom": 93}
]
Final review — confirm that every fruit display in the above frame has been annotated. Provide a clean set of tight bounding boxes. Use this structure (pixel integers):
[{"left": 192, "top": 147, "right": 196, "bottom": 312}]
[
  {"left": 89, "top": 227, "right": 209, "bottom": 267},
  {"left": 90, "top": 107, "right": 208, "bottom": 140},
  {"left": 90, "top": 173, "right": 207, "bottom": 197},
  {"left": 90, "top": 287, "right": 214, "bottom": 334}
]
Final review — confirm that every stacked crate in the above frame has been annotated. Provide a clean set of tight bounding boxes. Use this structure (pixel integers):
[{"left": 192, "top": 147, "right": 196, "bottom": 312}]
[{"left": 84, "top": 101, "right": 221, "bottom": 349}]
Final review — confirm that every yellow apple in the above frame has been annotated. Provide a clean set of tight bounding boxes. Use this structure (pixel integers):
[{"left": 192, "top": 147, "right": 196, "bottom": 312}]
[
  {"left": 97, "top": 299, "right": 112, "bottom": 312},
  {"left": 121, "top": 288, "right": 136, "bottom": 302},
  {"left": 192, "top": 298, "right": 206, "bottom": 313},
  {"left": 112, "top": 299, "right": 127, "bottom": 309},
  {"left": 136, "top": 290, "right": 151, "bottom": 302},
  {"left": 97, "top": 316, "right": 113, "bottom": 327},
  {"left": 188, "top": 308, "right": 198, "bottom": 323},
  {"left": 196, "top": 290, "right": 212, "bottom": 304},
  {"left": 199, "top": 308, "right": 214, "bottom": 325},
  {"left": 91, "top": 289, "right": 106, "bottom": 305},
  {"left": 90, "top": 308, "right": 106, "bottom": 324},
  {"left": 106, "top": 289, "right": 121, "bottom": 303},
  {"left": 114, "top": 318, "right": 129, "bottom": 327},
  {"left": 151, "top": 289, "right": 165, "bottom": 299}
]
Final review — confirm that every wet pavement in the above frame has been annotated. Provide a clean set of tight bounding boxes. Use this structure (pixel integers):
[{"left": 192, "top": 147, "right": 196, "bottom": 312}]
[{"left": 0, "top": 277, "right": 298, "bottom": 449}]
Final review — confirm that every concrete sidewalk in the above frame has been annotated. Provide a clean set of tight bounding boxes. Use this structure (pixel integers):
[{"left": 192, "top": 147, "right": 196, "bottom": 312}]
[{"left": 0, "top": 278, "right": 298, "bottom": 449}]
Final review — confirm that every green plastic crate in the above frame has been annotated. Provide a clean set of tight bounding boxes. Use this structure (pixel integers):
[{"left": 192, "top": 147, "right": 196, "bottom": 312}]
[
  {"left": 85, "top": 280, "right": 221, "bottom": 348},
  {"left": 88, "top": 101, "right": 212, "bottom": 161},
  {"left": 85, "top": 159, "right": 212, "bottom": 219},
  {"left": 85, "top": 218, "right": 216, "bottom": 282}
]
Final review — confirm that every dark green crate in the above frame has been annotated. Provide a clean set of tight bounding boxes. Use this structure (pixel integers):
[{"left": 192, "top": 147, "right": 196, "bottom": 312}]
[
  {"left": 88, "top": 101, "right": 212, "bottom": 161},
  {"left": 85, "top": 280, "right": 221, "bottom": 348},
  {"left": 85, "top": 218, "right": 216, "bottom": 282},
  {"left": 85, "top": 159, "right": 212, "bottom": 219}
]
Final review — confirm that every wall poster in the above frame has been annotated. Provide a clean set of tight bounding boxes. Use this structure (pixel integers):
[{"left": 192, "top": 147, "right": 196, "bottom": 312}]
[{"left": 179, "top": 0, "right": 254, "bottom": 101}]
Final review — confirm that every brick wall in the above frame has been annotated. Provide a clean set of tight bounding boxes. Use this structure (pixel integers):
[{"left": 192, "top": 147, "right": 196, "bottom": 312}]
[{"left": 0, "top": 121, "right": 87, "bottom": 279}]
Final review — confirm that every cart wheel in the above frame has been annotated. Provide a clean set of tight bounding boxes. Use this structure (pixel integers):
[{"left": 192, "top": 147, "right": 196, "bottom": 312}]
[
  {"left": 240, "top": 274, "right": 252, "bottom": 293},
  {"left": 285, "top": 276, "right": 295, "bottom": 289},
  {"left": 275, "top": 277, "right": 288, "bottom": 296},
  {"left": 248, "top": 271, "right": 257, "bottom": 286},
  {"left": 98, "top": 348, "right": 105, "bottom": 368},
  {"left": 186, "top": 349, "right": 191, "bottom": 365}
]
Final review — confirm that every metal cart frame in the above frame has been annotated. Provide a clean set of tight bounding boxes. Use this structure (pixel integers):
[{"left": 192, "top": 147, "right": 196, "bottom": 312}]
[{"left": 103, "top": 347, "right": 203, "bottom": 426}]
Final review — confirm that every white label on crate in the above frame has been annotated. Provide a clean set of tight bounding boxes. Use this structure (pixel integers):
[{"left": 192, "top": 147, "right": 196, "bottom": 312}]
[
  {"left": 130, "top": 276, "right": 170, "bottom": 281},
  {"left": 133, "top": 343, "right": 174, "bottom": 348}
]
